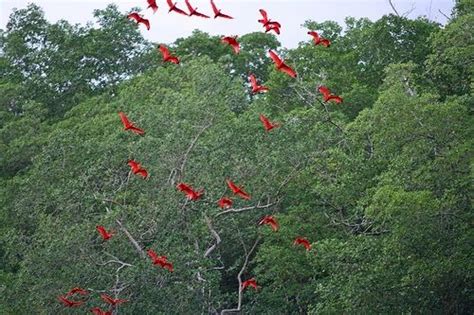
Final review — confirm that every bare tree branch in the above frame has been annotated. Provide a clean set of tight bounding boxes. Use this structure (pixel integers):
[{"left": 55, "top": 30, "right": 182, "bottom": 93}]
[
  {"left": 116, "top": 219, "right": 146, "bottom": 259},
  {"left": 203, "top": 215, "right": 222, "bottom": 258},
  {"left": 220, "top": 237, "right": 261, "bottom": 314},
  {"left": 215, "top": 200, "right": 275, "bottom": 218},
  {"left": 388, "top": 0, "right": 400, "bottom": 16}
]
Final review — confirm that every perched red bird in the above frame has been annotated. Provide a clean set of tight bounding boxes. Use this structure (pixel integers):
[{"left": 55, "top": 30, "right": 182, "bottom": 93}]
[
  {"left": 147, "top": 0, "right": 159, "bottom": 13},
  {"left": 127, "top": 13, "right": 150, "bottom": 30},
  {"left": 318, "top": 86, "right": 343, "bottom": 103},
  {"left": 127, "top": 160, "right": 149, "bottom": 179},
  {"left": 294, "top": 237, "right": 312, "bottom": 251},
  {"left": 218, "top": 197, "right": 233, "bottom": 209},
  {"left": 90, "top": 307, "right": 112, "bottom": 315},
  {"left": 241, "top": 278, "right": 259, "bottom": 291},
  {"left": 66, "top": 287, "right": 89, "bottom": 296},
  {"left": 100, "top": 294, "right": 128, "bottom": 306},
  {"left": 58, "top": 295, "right": 85, "bottom": 308},
  {"left": 308, "top": 31, "right": 331, "bottom": 47},
  {"left": 177, "top": 183, "right": 204, "bottom": 201},
  {"left": 118, "top": 112, "right": 145, "bottom": 135},
  {"left": 147, "top": 249, "right": 174, "bottom": 272},
  {"left": 249, "top": 74, "right": 269, "bottom": 94},
  {"left": 226, "top": 179, "right": 251, "bottom": 200},
  {"left": 268, "top": 50, "right": 297, "bottom": 78},
  {"left": 221, "top": 36, "right": 240, "bottom": 54},
  {"left": 210, "top": 0, "right": 233, "bottom": 19},
  {"left": 158, "top": 45, "right": 180, "bottom": 64},
  {"left": 258, "top": 215, "right": 279, "bottom": 232},
  {"left": 259, "top": 114, "right": 280, "bottom": 132},
  {"left": 96, "top": 225, "right": 115, "bottom": 241},
  {"left": 185, "top": 0, "right": 210, "bottom": 18},
  {"left": 166, "top": 0, "right": 188, "bottom": 15}
]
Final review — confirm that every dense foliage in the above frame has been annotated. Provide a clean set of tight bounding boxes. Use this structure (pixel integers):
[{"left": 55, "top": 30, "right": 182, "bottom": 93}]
[{"left": 0, "top": 1, "right": 472, "bottom": 314}]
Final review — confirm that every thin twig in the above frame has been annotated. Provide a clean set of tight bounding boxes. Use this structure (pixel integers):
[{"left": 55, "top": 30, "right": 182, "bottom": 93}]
[
  {"left": 116, "top": 219, "right": 146, "bottom": 258},
  {"left": 388, "top": 0, "right": 400, "bottom": 16},
  {"left": 203, "top": 215, "right": 222, "bottom": 258},
  {"left": 215, "top": 201, "right": 275, "bottom": 218}
]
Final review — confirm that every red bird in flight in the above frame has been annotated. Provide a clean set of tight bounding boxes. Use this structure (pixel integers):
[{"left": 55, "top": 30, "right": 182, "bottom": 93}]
[
  {"left": 127, "top": 13, "right": 150, "bottom": 30},
  {"left": 308, "top": 31, "right": 331, "bottom": 47},
  {"left": 258, "top": 9, "right": 281, "bottom": 34},
  {"left": 226, "top": 179, "right": 251, "bottom": 200},
  {"left": 118, "top": 112, "right": 145, "bottom": 135},
  {"left": 90, "top": 307, "right": 112, "bottom": 315},
  {"left": 318, "top": 86, "right": 343, "bottom": 103},
  {"left": 241, "top": 278, "right": 259, "bottom": 291},
  {"left": 127, "top": 160, "right": 149, "bottom": 179},
  {"left": 100, "top": 294, "right": 128, "bottom": 306},
  {"left": 218, "top": 197, "right": 233, "bottom": 209},
  {"left": 259, "top": 114, "right": 280, "bottom": 132},
  {"left": 96, "top": 225, "right": 115, "bottom": 241},
  {"left": 158, "top": 45, "right": 180, "bottom": 64},
  {"left": 166, "top": 0, "right": 188, "bottom": 15},
  {"left": 66, "top": 287, "right": 89, "bottom": 296},
  {"left": 268, "top": 50, "right": 297, "bottom": 78},
  {"left": 211, "top": 0, "right": 233, "bottom": 19},
  {"left": 249, "top": 74, "right": 269, "bottom": 94},
  {"left": 147, "top": 0, "right": 159, "bottom": 13},
  {"left": 58, "top": 295, "right": 85, "bottom": 308},
  {"left": 258, "top": 215, "right": 279, "bottom": 232},
  {"left": 147, "top": 249, "right": 174, "bottom": 272},
  {"left": 221, "top": 36, "right": 240, "bottom": 54},
  {"left": 177, "top": 183, "right": 204, "bottom": 201},
  {"left": 185, "top": 0, "right": 210, "bottom": 18},
  {"left": 294, "top": 237, "right": 311, "bottom": 251}
]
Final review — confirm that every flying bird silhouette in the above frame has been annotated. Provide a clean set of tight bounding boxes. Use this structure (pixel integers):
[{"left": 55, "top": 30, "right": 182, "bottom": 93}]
[
  {"left": 96, "top": 225, "right": 115, "bottom": 241},
  {"left": 318, "top": 86, "right": 343, "bottom": 103},
  {"left": 268, "top": 50, "right": 297, "bottom": 78},
  {"left": 147, "top": 249, "right": 174, "bottom": 272},
  {"left": 211, "top": 0, "right": 233, "bottom": 19},
  {"left": 294, "top": 237, "right": 311, "bottom": 251},
  {"left": 100, "top": 294, "right": 128, "bottom": 306},
  {"left": 249, "top": 74, "right": 269, "bottom": 94},
  {"left": 90, "top": 307, "right": 112, "bottom": 315},
  {"left": 264, "top": 23, "right": 281, "bottom": 35},
  {"left": 226, "top": 179, "right": 251, "bottom": 200},
  {"left": 221, "top": 36, "right": 240, "bottom": 54},
  {"left": 58, "top": 295, "right": 85, "bottom": 308},
  {"left": 258, "top": 215, "right": 279, "bottom": 231},
  {"left": 259, "top": 114, "right": 280, "bottom": 132},
  {"left": 118, "top": 112, "right": 145, "bottom": 135},
  {"left": 241, "top": 278, "right": 259, "bottom": 291},
  {"left": 258, "top": 9, "right": 281, "bottom": 28},
  {"left": 177, "top": 183, "right": 204, "bottom": 201},
  {"left": 185, "top": 0, "right": 210, "bottom": 18},
  {"left": 127, "top": 160, "right": 149, "bottom": 179},
  {"left": 66, "top": 287, "right": 89, "bottom": 296},
  {"left": 158, "top": 45, "right": 180, "bottom": 64},
  {"left": 127, "top": 13, "right": 150, "bottom": 30},
  {"left": 166, "top": 0, "right": 188, "bottom": 15},
  {"left": 218, "top": 197, "right": 233, "bottom": 209},
  {"left": 308, "top": 31, "right": 331, "bottom": 47},
  {"left": 147, "top": 0, "right": 159, "bottom": 13}
]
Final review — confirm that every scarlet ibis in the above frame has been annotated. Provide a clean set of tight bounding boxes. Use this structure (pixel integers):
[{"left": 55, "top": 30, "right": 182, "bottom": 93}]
[
  {"left": 318, "top": 86, "right": 343, "bottom": 103},
  {"left": 294, "top": 237, "right": 311, "bottom": 251},
  {"left": 226, "top": 179, "right": 251, "bottom": 200},
  {"left": 147, "top": 0, "right": 159, "bottom": 13},
  {"left": 66, "top": 287, "right": 89, "bottom": 296},
  {"left": 166, "top": 0, "right": 188, "bottom": 15},
  {"left": 221, "top": 36, "right": 240, "bottom": 54},
  {"left": 147, "top": 249, "right": 174, "bottom": 272},
  {"left": 308, "top": 31, "right": 331, "bottom": 47},
  {"left": 177, "top": 183, "right": 204, "bottom": 201},
  {"left": 258, "top": 215, "right": 279, "bottom": 231},
  {"left": 100, "top": 294, "right": 128, "bottom": 306},
  {"left": 259, "top": 114, "right": 280, "bottom": 132},
  {"left": 185, "top": 0, "right": 210, "bottom": 18},
  {"left": 158, "top": 45, "right": 180, "bottom": 64},
  {"left": 218, "top": 197, "right": 233, "bottom": 209},
  {"left": 96, "top": 225, "right": 115, "bottom": 241},
  {"left": 127, "top": 160, "right": 149, "bottom": 179},
  {"left": 58, "top": 295, "right": 85, "bottom": 308},
  {"left": 90, "top": 307, "right": 112, "bottom": 315},
  {"left": 241, "top": 278, "right": 259, "bottom": 291},
  {"left": 249, "top": 74, "right": 269, "bottom": 94},
  {"left": 118, "top": 112, "right": 145, "bottom": 135},
  {"left": 127, "top": 13, "right": 150, "bottom": 30},
  {"left": 210, "top": 0, "right": 233, "bottom": 19},
  {"left": 268, "top": 50, "right": 297, "bottom": 78}
]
